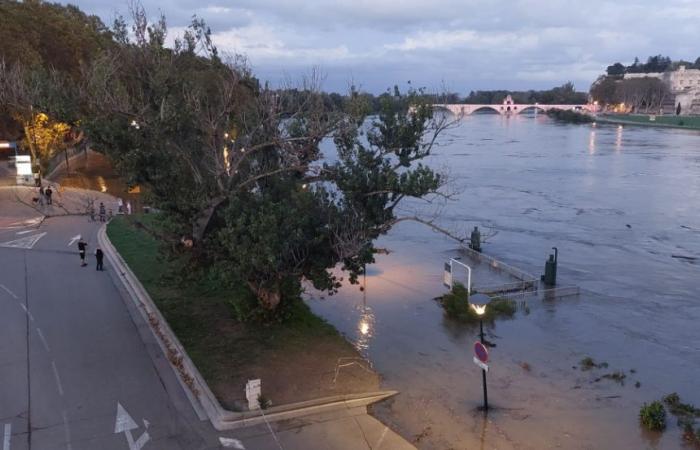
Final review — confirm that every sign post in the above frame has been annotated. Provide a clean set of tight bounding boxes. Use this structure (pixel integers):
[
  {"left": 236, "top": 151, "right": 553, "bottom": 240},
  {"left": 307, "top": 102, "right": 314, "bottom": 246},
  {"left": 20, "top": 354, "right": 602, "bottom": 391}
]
[{"left": 474, "top": 340, "right": 489, "bottom": 411}]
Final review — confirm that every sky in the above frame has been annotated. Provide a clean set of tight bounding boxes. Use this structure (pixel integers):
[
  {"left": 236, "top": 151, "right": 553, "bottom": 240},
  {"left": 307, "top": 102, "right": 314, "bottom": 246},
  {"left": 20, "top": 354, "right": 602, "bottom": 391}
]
[{"left": 69, "top": 0, "right": 700, "bottom": 94}]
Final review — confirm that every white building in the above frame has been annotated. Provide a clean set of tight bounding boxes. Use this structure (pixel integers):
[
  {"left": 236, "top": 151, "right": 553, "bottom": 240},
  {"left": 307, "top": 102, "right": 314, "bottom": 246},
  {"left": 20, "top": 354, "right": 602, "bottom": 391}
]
[{"left": 624, "top": 65, "right": 700, "bottom": 114}]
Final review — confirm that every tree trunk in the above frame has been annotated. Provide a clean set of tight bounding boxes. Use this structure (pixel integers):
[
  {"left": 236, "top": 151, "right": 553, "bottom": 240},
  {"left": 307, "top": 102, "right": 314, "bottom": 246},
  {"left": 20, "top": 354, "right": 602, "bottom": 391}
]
[
  {"left": 248, "top": 281, "right": 281, "bottom": 310},
  {"left": 192, "top": 195, "right": 226, "bottom": 242}
]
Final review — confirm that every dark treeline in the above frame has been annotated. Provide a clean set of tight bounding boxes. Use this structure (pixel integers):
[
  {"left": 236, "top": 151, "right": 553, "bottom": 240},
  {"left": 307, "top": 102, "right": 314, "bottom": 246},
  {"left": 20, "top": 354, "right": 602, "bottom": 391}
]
[
  {"left": 606, "top": 55, "right": 700, "bottom": 76},
  {"left": 277, "top": 82, "right": 589, "bottom": 116}
]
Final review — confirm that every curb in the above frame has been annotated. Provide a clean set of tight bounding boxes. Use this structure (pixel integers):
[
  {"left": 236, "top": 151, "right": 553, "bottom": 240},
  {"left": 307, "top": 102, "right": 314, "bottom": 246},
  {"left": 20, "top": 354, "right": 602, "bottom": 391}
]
[{"left": 98, "top": 224, "right": 400, "bottom": 431}]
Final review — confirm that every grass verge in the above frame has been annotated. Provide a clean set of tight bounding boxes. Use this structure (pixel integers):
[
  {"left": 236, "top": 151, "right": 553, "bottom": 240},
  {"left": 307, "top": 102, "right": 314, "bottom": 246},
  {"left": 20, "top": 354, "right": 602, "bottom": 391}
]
[{"left": 107, "top": 215, "right": 379, "bottom": 410}]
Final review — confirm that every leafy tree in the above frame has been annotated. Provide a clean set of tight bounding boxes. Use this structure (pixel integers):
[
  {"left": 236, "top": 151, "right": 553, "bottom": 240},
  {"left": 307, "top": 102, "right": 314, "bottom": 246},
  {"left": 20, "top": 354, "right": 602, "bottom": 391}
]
[
  {"left": 606, "top": 62, "right": 625, "bottom": 76},
  {"left": 82, "top": 10, "right": 453, "bottom": 314}
]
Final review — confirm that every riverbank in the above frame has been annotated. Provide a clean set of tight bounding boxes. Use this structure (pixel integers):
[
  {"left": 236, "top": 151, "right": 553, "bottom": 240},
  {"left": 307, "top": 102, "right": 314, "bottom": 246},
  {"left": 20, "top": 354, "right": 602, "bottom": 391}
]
[
  {"left": 596, "top": 113, "right": 700, "bottom": 130},
  {"left": 106, "top": 214, "right": 381, "bottom": 410}
]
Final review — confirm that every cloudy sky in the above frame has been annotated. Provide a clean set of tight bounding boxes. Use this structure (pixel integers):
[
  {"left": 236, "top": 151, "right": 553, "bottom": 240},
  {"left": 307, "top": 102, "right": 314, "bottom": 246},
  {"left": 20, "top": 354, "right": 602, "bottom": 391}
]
[{"left": 70, "top": 0, "right": 700, "bottom": 94}]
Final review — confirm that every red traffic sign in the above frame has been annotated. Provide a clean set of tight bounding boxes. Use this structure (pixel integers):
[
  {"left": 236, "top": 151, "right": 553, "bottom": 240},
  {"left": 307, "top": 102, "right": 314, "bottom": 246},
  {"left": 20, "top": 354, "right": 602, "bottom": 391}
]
[{"left": 474, "top": 342, "right": 489, "bottom": 363}]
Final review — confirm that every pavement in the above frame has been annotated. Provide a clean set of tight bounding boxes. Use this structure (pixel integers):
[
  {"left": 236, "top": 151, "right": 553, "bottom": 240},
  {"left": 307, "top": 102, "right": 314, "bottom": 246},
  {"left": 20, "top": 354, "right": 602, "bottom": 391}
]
[{"left": 0, "top": 183, "right": 414, "bottom": 450}]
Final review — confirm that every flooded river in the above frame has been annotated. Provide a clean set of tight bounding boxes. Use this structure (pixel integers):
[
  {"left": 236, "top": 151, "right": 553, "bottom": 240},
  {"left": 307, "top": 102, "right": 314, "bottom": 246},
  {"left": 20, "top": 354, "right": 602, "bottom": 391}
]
[{"left": 307, "top": 114, "right": 700, "bottom": 449}]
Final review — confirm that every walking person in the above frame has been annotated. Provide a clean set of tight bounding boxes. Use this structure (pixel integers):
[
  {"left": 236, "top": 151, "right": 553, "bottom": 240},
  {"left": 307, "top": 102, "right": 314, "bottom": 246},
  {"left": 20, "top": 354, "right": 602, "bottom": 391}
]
[
  {"left": 38, "top": 186, "right": 45, "bottom": 206},
  {"left": 99, "top": 202, "right": 106, "bottom": 222},
  {"left": 78, "top": 238, "right": 88, "bottom": 267},
  {"left": 45, "top": 185, "right": 53, "bottom": 205},
  {"left": 95, "top": 247, "right": 104, "bottom": 271}
]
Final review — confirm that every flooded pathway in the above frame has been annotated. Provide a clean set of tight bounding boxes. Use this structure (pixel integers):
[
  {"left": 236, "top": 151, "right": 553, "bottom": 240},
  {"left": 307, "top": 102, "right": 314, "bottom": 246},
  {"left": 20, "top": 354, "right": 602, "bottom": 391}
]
[{"left": 308, "top": 114, "right": 700, "bottom": 449}]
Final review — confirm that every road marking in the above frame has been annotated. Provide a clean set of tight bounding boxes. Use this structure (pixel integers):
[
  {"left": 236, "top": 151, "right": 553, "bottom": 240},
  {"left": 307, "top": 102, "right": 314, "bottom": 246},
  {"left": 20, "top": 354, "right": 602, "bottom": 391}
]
[
  {"left": 18, "top": 304, "right": 34, "bottom": 322},
  {"left": 3, "top": 423, "right": 10, "bottom": 450},
  {"left": 16, "top": 230, "right": 34, "bottom": 235},
  {"left": 0, "top": 284, "right": 18, "bottom": 299},
  {"left": 375, "top": 426, "right": 388, "bottom": 449},
  {"left": 0, "top": 232, "right": 47, "bottom": 249},
  {"left": 52, "top": 361, "right": 64, "bottom": 396},
  {"left": 219, "top": 437, "right": 245, "bottom": 449},
  {"left": 36, "top": 328, "right": 50, "bottom": 352},
  {"left": 115, "top": 403, "right": 150, "bottom": 450},
  {"left": 67, "top": 234, "right": 81, "bottom": 247},
  {"left": 61, "top": 411, "right": 73, "bottom": 450}
]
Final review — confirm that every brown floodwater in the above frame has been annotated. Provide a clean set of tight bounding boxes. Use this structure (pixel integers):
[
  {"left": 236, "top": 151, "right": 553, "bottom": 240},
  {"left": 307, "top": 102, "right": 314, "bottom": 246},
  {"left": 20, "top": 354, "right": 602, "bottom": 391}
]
[{"left": 307, "top": 114, "right": 700, "bottom": 449}]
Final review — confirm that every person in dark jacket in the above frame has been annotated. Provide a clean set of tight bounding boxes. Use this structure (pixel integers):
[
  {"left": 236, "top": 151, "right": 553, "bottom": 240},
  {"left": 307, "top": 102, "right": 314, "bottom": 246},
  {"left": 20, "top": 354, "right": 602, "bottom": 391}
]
[
  {"left": 45, "top": 186, "right": 53, "bottom": 205},
  {"left": 78, "top": 238, "right": 87, "bottom": 266},
  {"left": 95, "top": 247, "right": 104, "bottom": 271}
]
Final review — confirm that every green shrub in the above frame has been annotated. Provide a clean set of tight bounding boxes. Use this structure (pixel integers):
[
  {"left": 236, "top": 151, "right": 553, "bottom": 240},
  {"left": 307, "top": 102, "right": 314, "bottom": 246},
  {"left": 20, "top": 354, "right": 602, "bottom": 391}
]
[
  {"left": 640, "top": 401, "right": 666, "bottom": 431},
  {"left": 438, "top": 284, "right": 516, "bottom": 323},
  {"left": 663, "top": 392, "right": 700, "bottom": 418}
]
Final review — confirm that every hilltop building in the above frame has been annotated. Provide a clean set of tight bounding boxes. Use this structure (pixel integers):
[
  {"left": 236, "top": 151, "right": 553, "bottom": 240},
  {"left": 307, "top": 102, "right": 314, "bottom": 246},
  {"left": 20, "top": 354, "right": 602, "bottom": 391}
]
[{"left": 624, "top": 65, "right": 700, "bottom": 114}]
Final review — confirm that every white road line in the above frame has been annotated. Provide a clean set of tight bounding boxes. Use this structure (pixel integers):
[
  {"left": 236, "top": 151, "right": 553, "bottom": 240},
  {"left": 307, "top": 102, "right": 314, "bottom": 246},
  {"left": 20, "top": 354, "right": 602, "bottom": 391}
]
[
  {"left": 61, "top": 411, "right": 73, "bottom": 450},
  {"left": 52, "top": 361, "right": 64, "bottom": 396},
  {"left": 18, "top": 304, "right": 34, "bottom": 322},
  {"left": 219, "top": 437, "right": 246, "bottom": 449},
  {"left": 36, "top": 328, "right": 50, "bottom": 352},
  {"left": 0, "top": 232, "right": 47, "bottom": 249},
  {"left": 374, "top": 426, "right": 389, "bottom": 449},
  {"left": 3, "top": 423, "right": 10, "bottom": 450},
  {"left": 16, "top": 230, "right": 34, "bottom": 235},
  {"left": 0, "top": 284, "right": 18, "bottom": 299}
]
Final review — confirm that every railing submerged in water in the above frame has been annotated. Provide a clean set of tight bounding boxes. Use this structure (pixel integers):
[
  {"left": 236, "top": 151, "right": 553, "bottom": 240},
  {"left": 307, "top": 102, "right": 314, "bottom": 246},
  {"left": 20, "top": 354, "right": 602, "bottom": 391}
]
[{"left": 459, "top": 245, "right": 580, "bottom": 300}]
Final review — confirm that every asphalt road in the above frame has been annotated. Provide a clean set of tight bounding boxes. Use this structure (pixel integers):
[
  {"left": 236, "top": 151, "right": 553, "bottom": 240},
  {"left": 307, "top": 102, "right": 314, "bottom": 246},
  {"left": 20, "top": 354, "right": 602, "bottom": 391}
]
[{"left": 0, "top": 211, "right": 220, "bottom": 450}]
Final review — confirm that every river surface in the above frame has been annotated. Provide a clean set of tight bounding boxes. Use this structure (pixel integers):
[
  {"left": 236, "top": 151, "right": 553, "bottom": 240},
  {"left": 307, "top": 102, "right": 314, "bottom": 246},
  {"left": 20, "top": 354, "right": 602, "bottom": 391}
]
[{"left": 307, "top": 114, "right": 700, "bottom": 449}]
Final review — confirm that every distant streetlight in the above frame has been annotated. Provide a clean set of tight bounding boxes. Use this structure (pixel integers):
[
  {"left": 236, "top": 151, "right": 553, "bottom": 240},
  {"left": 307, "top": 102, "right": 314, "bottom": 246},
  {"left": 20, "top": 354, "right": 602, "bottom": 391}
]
[
  {"left": 130, "top": 120, "right": 140, "bottom": 130},
  {"left": 470, "top": 293, "right": 491, "bottom": 411}
]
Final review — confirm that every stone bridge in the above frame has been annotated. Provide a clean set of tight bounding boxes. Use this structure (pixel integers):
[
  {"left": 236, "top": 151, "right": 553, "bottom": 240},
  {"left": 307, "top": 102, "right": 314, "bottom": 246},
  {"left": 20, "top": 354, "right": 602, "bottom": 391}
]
[{"left": 434, "top": 95, "right": 595, "bottom": 116}]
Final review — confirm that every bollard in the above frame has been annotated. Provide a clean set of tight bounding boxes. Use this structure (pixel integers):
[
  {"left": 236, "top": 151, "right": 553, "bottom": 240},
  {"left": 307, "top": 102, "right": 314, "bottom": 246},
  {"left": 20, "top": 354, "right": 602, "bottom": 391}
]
[{"left": 541, "top": 247, "right": 558, "bottom": 286}]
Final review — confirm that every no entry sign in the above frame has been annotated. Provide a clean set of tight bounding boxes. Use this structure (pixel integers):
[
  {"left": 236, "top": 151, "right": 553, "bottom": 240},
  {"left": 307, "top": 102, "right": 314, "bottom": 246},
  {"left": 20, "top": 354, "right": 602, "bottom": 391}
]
[{"left": 474, "top": 342, "right": 488, "bottom": 363}]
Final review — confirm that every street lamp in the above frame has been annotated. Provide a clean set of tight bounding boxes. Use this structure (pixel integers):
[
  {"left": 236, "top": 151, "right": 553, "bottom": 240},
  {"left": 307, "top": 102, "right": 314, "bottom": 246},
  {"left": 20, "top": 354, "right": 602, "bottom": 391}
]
[{"left": 470, "top": 293, "right": 491, "bottom": 411}]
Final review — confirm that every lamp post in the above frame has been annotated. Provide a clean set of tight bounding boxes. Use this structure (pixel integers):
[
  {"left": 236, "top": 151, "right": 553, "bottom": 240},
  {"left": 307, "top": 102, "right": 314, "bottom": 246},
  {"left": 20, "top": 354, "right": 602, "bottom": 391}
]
[{"left": 470, "top": 293, "right": 491, "bottom": 411}]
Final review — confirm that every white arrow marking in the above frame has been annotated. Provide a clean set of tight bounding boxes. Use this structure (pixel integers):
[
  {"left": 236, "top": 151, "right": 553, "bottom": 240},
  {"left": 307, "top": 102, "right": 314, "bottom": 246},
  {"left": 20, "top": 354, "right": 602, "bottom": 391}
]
[
  {"left": 115, "top": 403, "right": 150, "bottom": 450},
  {"left": 142, "top": 419, "right": 149, "bottom": 430},
  {"left": 3, "top": 423, "right": 10, "bottom": 450},
  {"left": 219, "top": 437, "right": 246, "bottom": 449},
  {"left": 114, "top": 403, "right": 138, "bottom": 434},
  {"left": 68, "top": 234, "right": 81, "bottom": 247},
  {"left": 0, "top": 232, "right": 47, "bottom": 249}
]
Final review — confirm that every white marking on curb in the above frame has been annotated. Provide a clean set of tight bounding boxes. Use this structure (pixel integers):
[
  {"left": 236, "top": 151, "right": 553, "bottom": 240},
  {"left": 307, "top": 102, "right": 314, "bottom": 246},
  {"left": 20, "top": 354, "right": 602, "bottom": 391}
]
[
  {"left": 219, "top": 437, "right": 245, "bottom": 449},
  {"left": 68, "top": 234, "right": 81, "bottom": 247},
  {"left": 52, "top": 361, "right": 64, "bottom": 396},
  {"left": 3, "top": 423, "right": 10, "bottom": 450},
  {"left": 36, "top": 328, "right": 50, "bottom": 352},
  {"left": 61, "top": 411, "right": 73, "bottom": 450},
  {"left": 0, "top": 284, "right": 18, "bottom": 299}
]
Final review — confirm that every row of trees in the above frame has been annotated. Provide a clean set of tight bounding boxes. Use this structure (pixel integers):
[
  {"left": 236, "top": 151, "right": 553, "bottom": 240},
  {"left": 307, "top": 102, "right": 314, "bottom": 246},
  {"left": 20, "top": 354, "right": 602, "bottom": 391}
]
[
  {"left": 460, "top": 83, "right": 588, "bottom": 105},
  {"left": 590, "top": 76, "right": 670, "bottom": 112},
  {"left": 1, "top": 2, "right": 454, "bottom": 315},
  {"left": 606, "top": 55, "right": 700, "bottom": 76},
  {"left": 276, "top": 82, "right": 589, "bottom": 115}
]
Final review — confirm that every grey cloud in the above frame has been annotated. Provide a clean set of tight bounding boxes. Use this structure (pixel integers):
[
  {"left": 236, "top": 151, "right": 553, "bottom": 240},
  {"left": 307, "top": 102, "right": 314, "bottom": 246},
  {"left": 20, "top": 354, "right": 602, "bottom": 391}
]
[{"left": 65, "top": 0, "right": 700, "bottom": 93}]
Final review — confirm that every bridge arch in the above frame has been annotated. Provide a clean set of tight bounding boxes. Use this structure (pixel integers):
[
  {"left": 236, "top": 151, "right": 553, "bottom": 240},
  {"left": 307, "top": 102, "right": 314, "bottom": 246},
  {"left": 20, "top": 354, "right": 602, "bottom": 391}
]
[
  {"left": 471, "top": 106, "right": 502, "bottom": 115},
  {"left": 517, "top": 106, "right": 547, "bottom": 115}
]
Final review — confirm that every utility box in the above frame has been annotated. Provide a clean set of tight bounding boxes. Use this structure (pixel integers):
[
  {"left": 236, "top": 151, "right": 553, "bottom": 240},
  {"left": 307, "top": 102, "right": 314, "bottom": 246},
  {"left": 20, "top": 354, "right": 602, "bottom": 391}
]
[{"left": 541, "top": 247, "right": 558, "bottom": 286}]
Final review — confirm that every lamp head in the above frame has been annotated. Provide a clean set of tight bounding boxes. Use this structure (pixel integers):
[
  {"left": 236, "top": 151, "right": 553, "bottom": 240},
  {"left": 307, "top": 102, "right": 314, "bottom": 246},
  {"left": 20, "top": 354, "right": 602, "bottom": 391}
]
[{"left": 469, "top": 293, "right": 491, "bottom": 317}]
